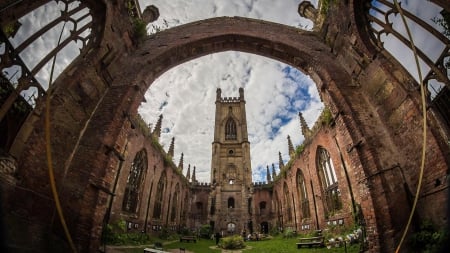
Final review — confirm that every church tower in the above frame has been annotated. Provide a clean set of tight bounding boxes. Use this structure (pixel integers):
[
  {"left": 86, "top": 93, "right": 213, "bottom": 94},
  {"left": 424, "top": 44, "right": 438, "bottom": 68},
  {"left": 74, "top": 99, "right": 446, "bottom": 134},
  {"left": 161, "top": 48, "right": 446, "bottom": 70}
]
[{"left": 208, "top": 88, "right": 253, "bottom": 234}]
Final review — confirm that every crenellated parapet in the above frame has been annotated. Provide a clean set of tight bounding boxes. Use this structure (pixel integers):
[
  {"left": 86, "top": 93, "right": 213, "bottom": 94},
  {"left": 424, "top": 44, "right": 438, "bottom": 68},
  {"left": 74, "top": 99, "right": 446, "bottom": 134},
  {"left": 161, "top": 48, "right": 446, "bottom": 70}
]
[{"left": 219, "top": 96, "right": 242, "bottom": 103}]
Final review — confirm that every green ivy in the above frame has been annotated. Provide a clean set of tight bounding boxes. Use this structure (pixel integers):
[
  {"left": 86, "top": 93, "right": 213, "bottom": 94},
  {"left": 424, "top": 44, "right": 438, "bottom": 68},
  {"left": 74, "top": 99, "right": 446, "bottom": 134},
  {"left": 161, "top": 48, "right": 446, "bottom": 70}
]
[
  {"left": 295, "top": 144, "right": 305, "bottom": 156},
  {"left": 320, "top": 0, "right": 336, "bottom": 15},
  {"left": 2, "top": 23, "right": 16, "bottom": 37},
  {"left": 133, "top": 18, "right": 148, "bottom": 42},
  {"left": 321, "top": 107, "right": 333, "bottom": 126}
]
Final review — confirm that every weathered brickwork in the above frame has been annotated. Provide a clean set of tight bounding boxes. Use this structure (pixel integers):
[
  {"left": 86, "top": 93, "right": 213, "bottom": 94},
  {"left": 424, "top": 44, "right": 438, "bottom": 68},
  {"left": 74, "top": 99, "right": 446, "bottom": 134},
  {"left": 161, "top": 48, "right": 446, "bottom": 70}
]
[{"left": 0, "top": 0, "right": 448, "bottom": 252}]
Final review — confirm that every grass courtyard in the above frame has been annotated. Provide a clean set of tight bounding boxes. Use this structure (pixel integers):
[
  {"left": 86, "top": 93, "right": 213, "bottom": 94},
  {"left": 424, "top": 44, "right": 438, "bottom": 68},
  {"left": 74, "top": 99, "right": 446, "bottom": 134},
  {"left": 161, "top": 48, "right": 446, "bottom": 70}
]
[{"left": 110, "top": 236, "right": 361, "bottom": 253}]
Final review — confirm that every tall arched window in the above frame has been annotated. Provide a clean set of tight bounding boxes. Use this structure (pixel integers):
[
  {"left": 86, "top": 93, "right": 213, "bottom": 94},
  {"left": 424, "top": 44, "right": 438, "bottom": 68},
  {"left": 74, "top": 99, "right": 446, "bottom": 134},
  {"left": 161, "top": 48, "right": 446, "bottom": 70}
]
[
  {"left": 316, "top": 147, "right": 342, "bottom": 217},
  {"left": 273, "top": 191, "right": 282, "bottom": 229},
  {"left": 122, "top": 149, "right": 147, "bottom": 213},
  {"left": 170, "top": 183, "right": 180, "bottom": 222},
  {"left": 153, "top": 171, "right": 166, "bottom": 219},
  {"left": 284, "top": 183, "right": 292, "bottom": 222},
  {"left": 228, "top": 197, "right": 235, "bottom": 209},
  {"left": 225, "top": 117, "right": 237, "bottom": 140},
  {"left": 296, "top": 169, "right": 310, "bottom": 219},
  {"left": 259, "top": 201, "right": 267, "bottom": 214}
]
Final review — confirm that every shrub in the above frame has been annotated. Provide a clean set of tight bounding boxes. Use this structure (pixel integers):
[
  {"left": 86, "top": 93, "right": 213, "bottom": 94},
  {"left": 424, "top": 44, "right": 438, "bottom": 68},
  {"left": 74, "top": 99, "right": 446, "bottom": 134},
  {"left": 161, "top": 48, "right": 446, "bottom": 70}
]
[
  {"left": 409, "top": 220, "right": 448, "bottom": 253},
  {"left": 199, "top": 224, "right": 212, "bottom": 238},
  {"left": 283, "top": 228, "right": 296, "bottom": 238},
  {"left": 218, "top": 235, "right": 245, "bottom": 249}
]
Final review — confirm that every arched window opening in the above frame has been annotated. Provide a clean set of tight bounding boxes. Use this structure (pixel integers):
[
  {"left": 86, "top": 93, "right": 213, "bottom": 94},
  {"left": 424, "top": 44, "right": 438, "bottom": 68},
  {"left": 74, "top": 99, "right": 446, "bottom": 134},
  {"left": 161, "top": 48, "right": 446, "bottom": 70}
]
[
  {"left": 225, "top": 117, "right": 237, "bottom": 140},
  {"left": 195, "top": 201, "right": 203, "bottom": 214},
  {"left": 227, "top": 222, "right": 236, "bottom": 233},
  {"left": 316, "top": 147, "right": 342, "bottom": 217},
  {"left": 153, "top": 171, "right": 166, "bottom": 219},
  {"left": 297, "top": 169, "right": 310, "bottom": 219},
  {"left": 259, "top": 201, "right": 267, "bottom": 211},
  {"left": 366, "top": 1, "right": 450, "bottom": 124},
  {"left": 122, "top": 149, "right": 147, "bottom": 213},
  {"left": 228, "top": 197, "right": 235, "bottom": 209},
  {"left": 273, "top": 191, "right": 283, "bottom": 229},
  {"left": 170, "top": 184, "right": 180, "bottom": 222},
  {"left": 210, "top": 197, "right": 216, "bottom": 215},
  {"left": 284, "top": 183, "right": 292, "bottom": 222}
]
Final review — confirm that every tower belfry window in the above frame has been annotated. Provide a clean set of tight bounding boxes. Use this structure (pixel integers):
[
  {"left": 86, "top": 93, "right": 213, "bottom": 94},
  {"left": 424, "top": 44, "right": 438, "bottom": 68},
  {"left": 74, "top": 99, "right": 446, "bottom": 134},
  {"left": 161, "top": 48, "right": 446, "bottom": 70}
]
[{"left": 225, "top": 117, "right": 237, "bottom": 140}]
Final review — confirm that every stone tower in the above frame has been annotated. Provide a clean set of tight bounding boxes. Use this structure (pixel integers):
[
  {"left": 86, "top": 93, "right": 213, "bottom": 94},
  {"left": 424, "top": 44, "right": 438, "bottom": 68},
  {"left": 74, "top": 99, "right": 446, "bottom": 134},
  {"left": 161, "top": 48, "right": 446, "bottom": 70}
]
[{"left": 208, "top": 88, "right": 253, "bottom": 235}]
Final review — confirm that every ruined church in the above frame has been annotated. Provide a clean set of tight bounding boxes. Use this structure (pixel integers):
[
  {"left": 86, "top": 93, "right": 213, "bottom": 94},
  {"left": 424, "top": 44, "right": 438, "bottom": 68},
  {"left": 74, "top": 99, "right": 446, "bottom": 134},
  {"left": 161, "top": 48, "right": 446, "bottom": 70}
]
[{"left": 0, "top": 0, "right": 449, "bottom": 252}]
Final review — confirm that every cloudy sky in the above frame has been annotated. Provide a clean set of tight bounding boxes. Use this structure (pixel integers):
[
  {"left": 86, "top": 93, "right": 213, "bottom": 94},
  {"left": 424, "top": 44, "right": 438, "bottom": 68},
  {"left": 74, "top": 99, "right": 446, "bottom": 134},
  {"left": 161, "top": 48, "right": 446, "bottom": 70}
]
[
  {"left": 136, "top": 0, "right": 322, "bottom": 183},
  {"left": 3, "top": 0, "right": 447, "bottom": 182}
]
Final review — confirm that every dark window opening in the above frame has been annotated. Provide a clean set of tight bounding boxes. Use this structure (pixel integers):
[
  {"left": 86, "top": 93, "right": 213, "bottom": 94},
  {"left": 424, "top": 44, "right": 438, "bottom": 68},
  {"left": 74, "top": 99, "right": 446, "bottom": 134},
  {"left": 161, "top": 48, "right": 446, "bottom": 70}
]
[{"left": 122, "top": 149, "right": 147, "bottom": 213}]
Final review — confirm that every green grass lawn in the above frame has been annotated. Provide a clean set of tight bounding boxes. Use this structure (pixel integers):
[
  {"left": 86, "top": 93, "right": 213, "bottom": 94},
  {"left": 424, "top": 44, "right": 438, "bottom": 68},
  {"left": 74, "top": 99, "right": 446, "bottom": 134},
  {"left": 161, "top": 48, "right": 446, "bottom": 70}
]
[{"left": 116, "top": 236, "right": 362, "bottom": 253}]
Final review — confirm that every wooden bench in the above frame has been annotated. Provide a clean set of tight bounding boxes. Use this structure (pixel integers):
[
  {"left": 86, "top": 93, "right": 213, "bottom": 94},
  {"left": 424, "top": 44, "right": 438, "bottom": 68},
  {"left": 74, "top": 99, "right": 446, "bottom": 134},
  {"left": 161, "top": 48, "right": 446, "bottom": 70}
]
[
  {"left": 180, "top": 235, "right": 197, "bottom": 243},
  {"left": 296, "top": 236, "right": 325, "bottom": 248},
  {"left": 143, "top": 248, "right": 170, "bottom": 253}
]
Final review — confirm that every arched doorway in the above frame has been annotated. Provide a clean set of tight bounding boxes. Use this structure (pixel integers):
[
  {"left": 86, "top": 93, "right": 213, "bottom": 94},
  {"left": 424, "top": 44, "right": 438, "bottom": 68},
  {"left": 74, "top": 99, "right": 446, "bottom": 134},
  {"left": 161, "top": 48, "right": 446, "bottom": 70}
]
[
  {"left": 227, "top": 222, "right": 236, "bottom": 234},
  {"left": 260, "top": 221, "right": 269, "bottom": 234}
]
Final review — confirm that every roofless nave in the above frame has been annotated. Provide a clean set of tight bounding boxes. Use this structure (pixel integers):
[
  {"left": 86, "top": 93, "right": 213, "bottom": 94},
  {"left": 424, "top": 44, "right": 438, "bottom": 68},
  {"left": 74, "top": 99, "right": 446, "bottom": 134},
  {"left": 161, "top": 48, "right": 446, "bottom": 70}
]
[{"left": 0, "top": 1, "right": 449, "bottom": 252}]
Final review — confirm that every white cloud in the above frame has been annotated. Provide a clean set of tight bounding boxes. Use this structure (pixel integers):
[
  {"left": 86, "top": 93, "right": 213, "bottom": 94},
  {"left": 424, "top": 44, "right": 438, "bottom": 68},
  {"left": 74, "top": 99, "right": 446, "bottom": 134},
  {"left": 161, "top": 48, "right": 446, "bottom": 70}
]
[{"left": 139, "top": 0, "right": 317, "bottom": 33}]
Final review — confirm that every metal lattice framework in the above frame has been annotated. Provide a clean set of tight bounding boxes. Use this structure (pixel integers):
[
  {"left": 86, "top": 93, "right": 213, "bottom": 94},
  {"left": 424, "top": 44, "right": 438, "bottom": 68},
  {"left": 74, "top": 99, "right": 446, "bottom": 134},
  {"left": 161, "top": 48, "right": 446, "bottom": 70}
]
[
  {"left": 366, "top": 0, "right": 450, "bottom": 97},
  {"left": 0, "top": 0, "right": 95, "bottom": 150}
]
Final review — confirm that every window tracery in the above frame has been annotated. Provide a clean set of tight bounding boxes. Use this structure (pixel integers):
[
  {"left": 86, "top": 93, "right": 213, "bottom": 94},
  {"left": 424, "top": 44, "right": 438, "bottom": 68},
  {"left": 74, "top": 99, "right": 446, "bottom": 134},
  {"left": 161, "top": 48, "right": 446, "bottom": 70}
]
[
  {"left": 297, "top": 169, "right": 310, "bottom": 218},
  {"left": 316, "top": 147, "right": 342, "bottom": 217},
  {"left": 153, "top": 171, "right": 166, "bottom": 219},
  {"left": 225, "top": 117, "right": 237, "bottom": 140},
  {"left": 122, "top": 149, "right": 147, "bottom": 213}
]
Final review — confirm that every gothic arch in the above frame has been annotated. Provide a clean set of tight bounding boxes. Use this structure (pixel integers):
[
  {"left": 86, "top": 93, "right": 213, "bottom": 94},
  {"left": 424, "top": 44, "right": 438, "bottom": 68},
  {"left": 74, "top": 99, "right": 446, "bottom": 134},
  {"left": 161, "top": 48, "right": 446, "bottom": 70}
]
[
  {"left": 152, "top": 171, "right": 166, "bottom": 220},
  {"left": 316, "top": 146, "right": 342, "bottom": 218},
  {"left": 7, "top": 2, "right": 449, "bottom": 251},
  {"left": 296, "top": 169, "right": 310, "bottom": 219},
  {"left": 80, "top": 16, "right": 375, "bottom": 251}
]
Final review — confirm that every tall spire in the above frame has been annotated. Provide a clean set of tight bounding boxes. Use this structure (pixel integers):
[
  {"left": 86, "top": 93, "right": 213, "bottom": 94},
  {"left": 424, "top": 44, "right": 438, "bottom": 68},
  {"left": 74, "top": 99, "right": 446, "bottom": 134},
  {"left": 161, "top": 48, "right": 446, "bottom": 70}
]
[
  {"left": 278, "top": 151, "right": 284, "bottom": 169},
  {"left": 186, "top": 164, "right": 191, "bottom": 181},
  {"left": 287, "top": 135, "right": 295, "bottom": 158},
  {"left": 216, "top": 88, "right": 222, "bottom": 102},
  {"left": 168, "top": 137, "right": 175, "bottom": 157},
  {"left": 192, "top": 166, "right": 197, "bottom": 183},
  {"left": 299, "top": 112, "right": 311, "bottom": 139},
  {"left": 239, "top": 87, "right": 244, "bottom": 100},
  {"left": 266, "top": 165, "right": 272, "bottom": 183},
  {"left": 272, "top": 163, "right": 277, "bottom": 179},
  {"left": 152, "top": 114, "right": 163, "bottom": 138},
  {"left": 178, "top": 152, "right": 184, "bottom": 172}
]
